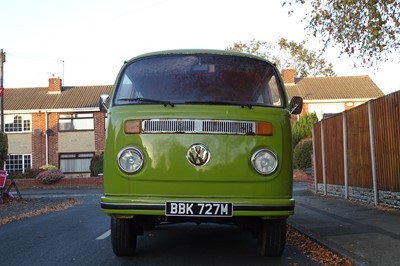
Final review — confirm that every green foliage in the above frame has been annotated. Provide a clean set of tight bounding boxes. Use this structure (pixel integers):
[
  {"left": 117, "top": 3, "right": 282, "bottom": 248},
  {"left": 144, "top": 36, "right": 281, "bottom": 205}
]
[
  {"left": 36, "top": 169, "right": 65, "bottom": 184},
  {"left": 90, "top": 154, "right": 104, "bottom": 176},
  {"left": 226, "top": 38, "right": 336, "bottom": 78},
  {"left": 94, "top": 154, "right": 104, "bottom": 176},
  {"left": 39, "top": 164, "right": 57, "bottom": 171},
  {"left": 293, "top": 139, "right": 313, "bottom": 170},
  {"left": 0, "top": 132, "right": 8, "bottom": 169},
  {"left": 227, "top": 39, "right": 274, "bottom": 60},
  {"left": 284, "top": 0, "right": 400, "bottom": 67},
  {"left": 277, "top": 38, "right": 336, "bottom": 77},
  {"left": 9, "top": 168, "right": 41, "bottom": 179},
  {"left": 292, "top": 112, "right": 318, "bottom": 148}
]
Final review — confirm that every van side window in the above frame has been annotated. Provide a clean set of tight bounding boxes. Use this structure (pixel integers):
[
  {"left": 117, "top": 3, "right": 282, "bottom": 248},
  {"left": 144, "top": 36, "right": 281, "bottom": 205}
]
[{"left": 269, "top": 76, "right": 282, "bottom": 106}]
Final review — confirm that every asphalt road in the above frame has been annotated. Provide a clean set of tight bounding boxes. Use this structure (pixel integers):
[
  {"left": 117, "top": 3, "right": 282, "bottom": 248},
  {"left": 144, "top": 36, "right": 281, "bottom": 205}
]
[{"left": 0, "top": 189, "right": 318, "bottom": 266}]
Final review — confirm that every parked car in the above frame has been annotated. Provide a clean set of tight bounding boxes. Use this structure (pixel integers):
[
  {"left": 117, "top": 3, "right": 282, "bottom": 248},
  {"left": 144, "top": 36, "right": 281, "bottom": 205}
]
[{"left": 99, "top": 49, "right": 303, "bottom": 257}]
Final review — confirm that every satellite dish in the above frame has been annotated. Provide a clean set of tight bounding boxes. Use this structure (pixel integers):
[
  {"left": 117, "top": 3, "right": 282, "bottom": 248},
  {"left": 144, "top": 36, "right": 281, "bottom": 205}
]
[
  {"left": 34, "top": 129, "right": 42, "bottom": 136},
  {"left": 46, "top": 129, "right": 55, "bottom": 136}
]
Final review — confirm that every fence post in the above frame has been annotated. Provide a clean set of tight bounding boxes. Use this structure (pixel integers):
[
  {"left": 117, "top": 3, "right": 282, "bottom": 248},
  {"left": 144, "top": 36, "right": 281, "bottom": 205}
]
[
  {"left": 343, "top": 112, "right": 349, "bottom": 199},
  {"left": 368, "top": 101, "right": 378, "bottom": 205},
  {"left": 321, "top": 120, "right": 327, "bottom": 195},
  {"left": 312, "top": 125, "right": 317, "bottom": 194}
]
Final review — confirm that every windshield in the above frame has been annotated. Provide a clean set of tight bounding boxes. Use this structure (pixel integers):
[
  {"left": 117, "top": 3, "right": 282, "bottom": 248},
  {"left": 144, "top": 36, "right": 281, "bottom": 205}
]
[{"left": 114, "top": 54, "right": 285, "bottom": 107}]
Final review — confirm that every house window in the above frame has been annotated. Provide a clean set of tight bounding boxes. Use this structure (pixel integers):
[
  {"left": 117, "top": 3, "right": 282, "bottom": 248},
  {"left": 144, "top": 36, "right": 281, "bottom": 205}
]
[
  {"left": 59, "top": 152, "right": 94, "bottom": 173},
  {"left": 4, "top": 114, "right": 31, "bottom": 133},
  {"left": 59, "top": 113, "right": 94, "bottom": 131},
  {"left": 5, "top": 154, "right": 32, "bottom": 173}
]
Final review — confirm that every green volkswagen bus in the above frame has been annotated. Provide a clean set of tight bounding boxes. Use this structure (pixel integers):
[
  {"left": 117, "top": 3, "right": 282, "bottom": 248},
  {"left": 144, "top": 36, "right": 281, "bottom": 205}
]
[{"left": 99, "top": 49, "right": 303, "bottom": 257}]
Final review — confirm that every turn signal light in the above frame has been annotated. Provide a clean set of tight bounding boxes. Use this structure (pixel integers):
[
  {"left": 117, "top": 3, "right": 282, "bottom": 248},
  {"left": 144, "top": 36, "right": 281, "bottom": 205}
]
[
  {"left": 256, "top": 122, "right": 273, "bottom": 136},
  {"left": 124, "top": 120, "right": 141, "bottom": 134}
]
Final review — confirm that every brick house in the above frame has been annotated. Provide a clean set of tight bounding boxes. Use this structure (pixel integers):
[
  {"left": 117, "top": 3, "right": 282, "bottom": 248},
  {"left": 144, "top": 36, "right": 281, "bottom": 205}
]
[
  {"left": 3, "top": 71, "right": 385, "bottom": 175},
  {"left": 282, "top": 69, "right": 385, "bottom": 119},
  {"left": 3, "top": 77, "right": 112, "bottom": 176}
]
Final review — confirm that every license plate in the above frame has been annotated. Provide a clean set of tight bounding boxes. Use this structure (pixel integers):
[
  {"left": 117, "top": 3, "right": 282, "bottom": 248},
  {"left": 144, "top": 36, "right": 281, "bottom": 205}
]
[{"left": 166, "top": 202, "right": 233, "bottom": 217}]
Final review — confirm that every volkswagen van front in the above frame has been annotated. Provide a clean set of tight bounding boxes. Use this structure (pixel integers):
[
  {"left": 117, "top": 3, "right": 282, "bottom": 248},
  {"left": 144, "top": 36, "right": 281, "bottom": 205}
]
[{"left": 100, "top": 49, "right": 302, "bottom": 257}]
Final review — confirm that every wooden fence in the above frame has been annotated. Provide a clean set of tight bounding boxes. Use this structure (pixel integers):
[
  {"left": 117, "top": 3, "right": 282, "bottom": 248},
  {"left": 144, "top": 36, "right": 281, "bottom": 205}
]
[{"left": 312, "top": 90, "right": 400, "bottom": 206}]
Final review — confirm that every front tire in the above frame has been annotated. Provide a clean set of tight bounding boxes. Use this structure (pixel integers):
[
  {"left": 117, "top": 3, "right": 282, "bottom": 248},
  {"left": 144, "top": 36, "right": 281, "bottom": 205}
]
[
  {"left": 111, "top": 217, "right": 137, "bottom": 256},
  {"left": 259, "top": 218, "right": 287, "bottom": 257}
]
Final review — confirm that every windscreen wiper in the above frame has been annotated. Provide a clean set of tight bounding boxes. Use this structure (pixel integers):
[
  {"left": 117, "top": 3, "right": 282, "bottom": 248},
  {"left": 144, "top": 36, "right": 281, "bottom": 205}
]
[
  {"left": 117, "top": 97, "right": 175, "bottom": 107},
  {"left": 184, "top": 100, "right": 252, "bottom": 109}
]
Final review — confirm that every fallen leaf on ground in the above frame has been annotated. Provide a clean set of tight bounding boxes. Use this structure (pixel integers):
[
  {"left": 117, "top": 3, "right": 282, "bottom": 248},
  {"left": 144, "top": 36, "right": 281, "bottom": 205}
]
[
  {"left": 0, "top": 198, "right": 80, "bottom": 225},
  {"left": 287, "top": 226, "right": 352, "bottom": 266}
]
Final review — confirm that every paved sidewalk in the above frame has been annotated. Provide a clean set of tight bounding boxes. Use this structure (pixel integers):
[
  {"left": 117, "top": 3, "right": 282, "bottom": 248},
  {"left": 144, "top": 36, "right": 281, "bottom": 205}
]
[
  {"left": 19, "top": 187, "right": 102, "bottom": 198},
  {"left": 289, "top": 183, "right": 400, "bottom": 266}
]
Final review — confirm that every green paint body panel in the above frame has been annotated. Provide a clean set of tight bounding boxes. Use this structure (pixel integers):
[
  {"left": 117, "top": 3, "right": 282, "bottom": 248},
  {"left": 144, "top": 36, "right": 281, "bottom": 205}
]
[{"left": 101, "top": 50, "right": 295, "bottom": 218}]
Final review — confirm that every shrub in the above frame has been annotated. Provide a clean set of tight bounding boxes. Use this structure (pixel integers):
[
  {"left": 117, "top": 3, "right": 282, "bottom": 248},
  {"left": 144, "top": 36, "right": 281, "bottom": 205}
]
[
  {"left": 36, "top": 169, "right": 65, "bottom": 184},
  {"left": 292, "top": 112, "right": 318, "bottom": 148},
  {"left": 9, "top": 168, "right": 41, "bottom": 179},
  {"left": 293, "top": 138, "right": 313, "bottom": 170},
  {"left": 8, "top": 171, "right": 25, "bottom": 179},
  {"left": 24, "top": 168, "right": 42, "bottom": 179},
  {"left": 39, "top": 164, "right": 57, "bottom": 171},
  {"left": 94, "top": 154, "right": 104, "bottom": 176},
  {"left": 90, "top": 154, "right": 104, "bottom": 176},
  {"left": 0, "top": 132, "right": 8, "bottom": 169}
]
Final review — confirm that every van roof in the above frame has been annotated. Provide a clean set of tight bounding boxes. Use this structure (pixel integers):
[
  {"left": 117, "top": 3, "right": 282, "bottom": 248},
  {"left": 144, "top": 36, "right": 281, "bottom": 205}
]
[{"left": 123, "top": 49, "right": 274, "bottom": 65}]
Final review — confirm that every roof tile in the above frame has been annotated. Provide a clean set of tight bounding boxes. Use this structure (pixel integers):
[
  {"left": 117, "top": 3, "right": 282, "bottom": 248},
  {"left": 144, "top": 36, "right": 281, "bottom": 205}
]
[
  {"left": 4, "top": 75, "right": 384, "bottom": 111},
  {"left": 5, "top": 85, "right": 113, "bottom": 110},
  {"left": 286, "top": 75, "right": 384, "bottom": 100}
]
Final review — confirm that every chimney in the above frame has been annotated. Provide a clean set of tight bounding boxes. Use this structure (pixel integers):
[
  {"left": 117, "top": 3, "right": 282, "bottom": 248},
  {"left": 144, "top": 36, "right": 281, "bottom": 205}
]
[
  {"left": 281, "top": 69, "right": 295, "bottom": 85},
  {"left": 48, "top": 77, "right": 62, "bottom": 94}
]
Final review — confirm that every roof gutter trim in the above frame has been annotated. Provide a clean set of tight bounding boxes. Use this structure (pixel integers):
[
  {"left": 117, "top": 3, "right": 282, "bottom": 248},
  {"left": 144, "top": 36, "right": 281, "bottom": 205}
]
[
  {"left": 5, "top": 107, "right": 100, "bottom": 114},
  {"left": 304, "top": 98, "right": 375, "bottom": 103}
]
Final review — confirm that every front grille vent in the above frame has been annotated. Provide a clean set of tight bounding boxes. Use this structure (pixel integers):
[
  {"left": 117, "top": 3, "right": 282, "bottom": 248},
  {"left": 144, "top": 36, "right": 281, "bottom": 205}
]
[{"left": 142, "top": 119, "right": 255, "bottom": 135}]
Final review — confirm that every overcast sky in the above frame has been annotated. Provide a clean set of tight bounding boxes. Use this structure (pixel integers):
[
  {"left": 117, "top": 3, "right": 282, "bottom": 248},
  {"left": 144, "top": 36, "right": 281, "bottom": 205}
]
[{"left": 1, "top": 0, "right": 399, "bottom": 94}]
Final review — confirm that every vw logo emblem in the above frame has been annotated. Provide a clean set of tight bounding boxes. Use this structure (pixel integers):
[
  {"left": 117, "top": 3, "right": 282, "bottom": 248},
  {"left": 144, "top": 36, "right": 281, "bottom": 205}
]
[{"left": 186, "top": 144, "right": 210, "bottom": 166}]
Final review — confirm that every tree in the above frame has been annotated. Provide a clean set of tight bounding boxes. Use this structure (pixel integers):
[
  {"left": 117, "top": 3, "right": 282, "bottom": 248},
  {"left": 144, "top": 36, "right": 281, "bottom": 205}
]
[
  {"left": 291, "top": 113, "right": 318, "bottom": 170},
  {"left": 226, "top": 38, "right": 336, "bottom": 77},
  {"left": 0, "top": 132, "right": 8, "bottom": 169},
  {"left": 284, "top": 0, "right": 400, "bottom": 66},
  {"left": 278, "top": 38, "right": 336, "bottom": 77},
  {"left": 227, "top": 39, "right": 274, "bottom": 59},
  {"left": 291, "top": 112, "right": 318, "bottom": 148},
  {"left": 293, "top": 139, "right": 313, "bottom": 170}
]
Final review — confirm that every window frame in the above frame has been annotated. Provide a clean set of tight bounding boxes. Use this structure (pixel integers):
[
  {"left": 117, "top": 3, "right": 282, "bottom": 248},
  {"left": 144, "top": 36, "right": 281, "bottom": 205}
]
[
  {"left": 5, "top": 154, "right": 32, "bottom": 173},
  {"left": 58, "top": 112, "right": 94, "bottom": 132},
  {"left": 59, "top": 152, "right": 95, "bottom": 174},
  {"left": 4, "top": 114, "right": 32, "bottom": 133}
]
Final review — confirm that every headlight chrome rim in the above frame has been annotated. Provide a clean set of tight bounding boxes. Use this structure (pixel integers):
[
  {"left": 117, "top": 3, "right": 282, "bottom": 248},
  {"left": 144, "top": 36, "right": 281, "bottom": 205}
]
[
  {"left": 251, "top": 149, "right": 278, "bottom": 175},
  {"left": 117, "top": 147, "right": 144, "bottom": 173}
]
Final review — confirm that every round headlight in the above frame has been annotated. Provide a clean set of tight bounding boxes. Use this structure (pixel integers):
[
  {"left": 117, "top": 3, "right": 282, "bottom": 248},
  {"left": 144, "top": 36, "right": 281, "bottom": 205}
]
[
  {"left": 117, "top": 147, "right": 144, "bottom": 173},
  {"left": 251, "top": 149, "right": 278, "bottom": 175}
]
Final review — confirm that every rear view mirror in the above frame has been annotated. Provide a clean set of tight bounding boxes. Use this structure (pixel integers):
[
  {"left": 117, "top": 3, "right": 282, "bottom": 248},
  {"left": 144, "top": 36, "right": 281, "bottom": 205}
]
[
  {"left": 99, "top": 94, "right": 110, "bottom": 112},
  {"left": 289, "top": 96, "right": 303, "bottom": 115}
]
